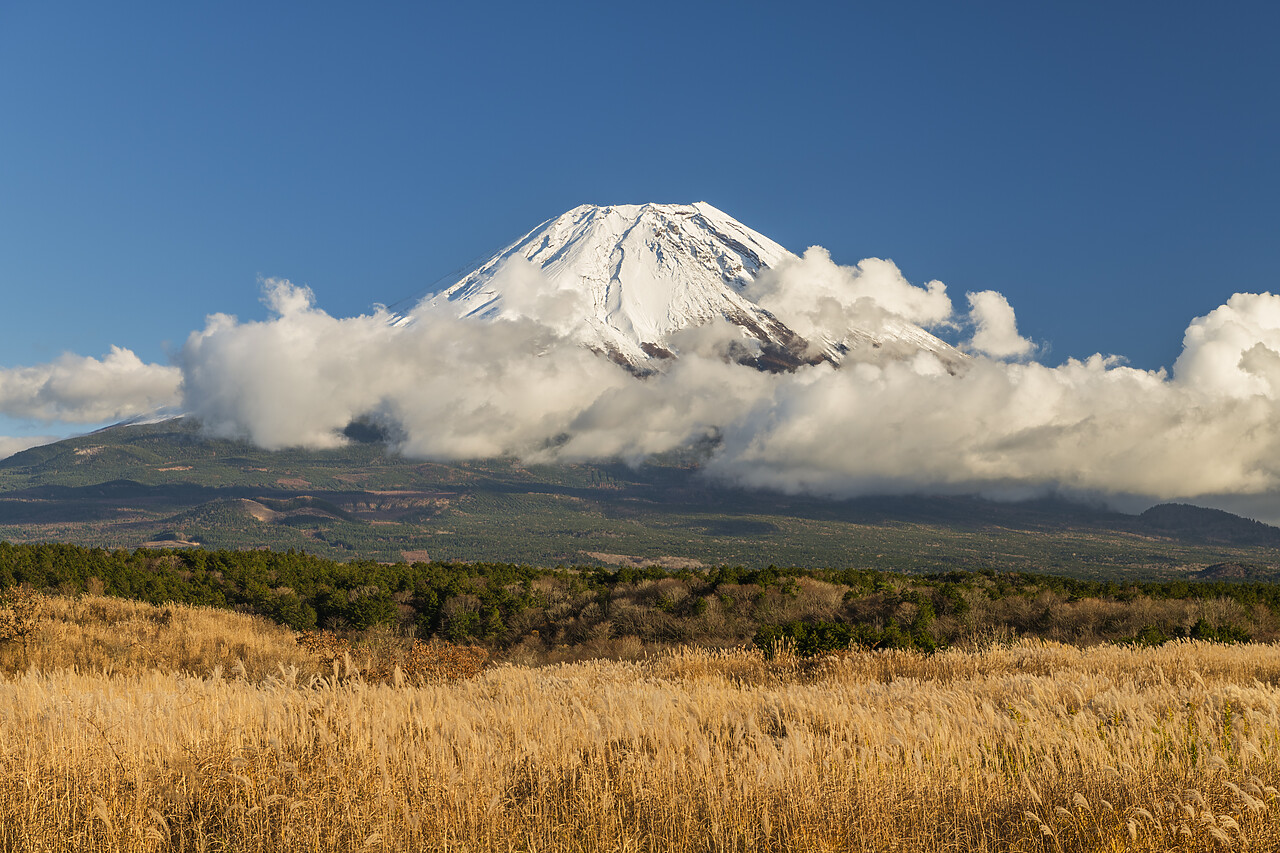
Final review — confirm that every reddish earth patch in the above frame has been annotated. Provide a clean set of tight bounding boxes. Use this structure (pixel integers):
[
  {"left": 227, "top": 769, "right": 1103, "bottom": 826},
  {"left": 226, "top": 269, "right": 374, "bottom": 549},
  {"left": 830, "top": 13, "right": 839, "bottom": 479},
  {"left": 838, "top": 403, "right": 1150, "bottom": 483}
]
[
  {"left": 401, "top": 549, "right": 432, "bottom": 563},
  {"left": 138, "top": 539, "right": 201, "bottom": 549},
  {"left": 275, "top": 477, "right": 311, "bottom": 488},
  {"left": 239, "top": 499, "right": 279, "bottom": 522},
  {"left": 582, "top": 552, "right": 705, "bottom": 570}
]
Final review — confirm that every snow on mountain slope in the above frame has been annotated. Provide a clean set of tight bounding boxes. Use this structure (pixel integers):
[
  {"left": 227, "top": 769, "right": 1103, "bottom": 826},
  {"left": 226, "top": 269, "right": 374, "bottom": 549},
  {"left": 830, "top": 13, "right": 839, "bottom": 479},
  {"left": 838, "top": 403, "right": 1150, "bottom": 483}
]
[{"left": 419, "top": 202, "right": 961, "bottom": 372}]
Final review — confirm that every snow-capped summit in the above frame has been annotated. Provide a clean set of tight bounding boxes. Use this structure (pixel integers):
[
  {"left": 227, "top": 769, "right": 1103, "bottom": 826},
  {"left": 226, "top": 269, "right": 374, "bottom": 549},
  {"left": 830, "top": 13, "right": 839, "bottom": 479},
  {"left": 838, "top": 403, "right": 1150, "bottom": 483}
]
[{"left": 420, "top": 202, "right": 960, "bottom": 372}]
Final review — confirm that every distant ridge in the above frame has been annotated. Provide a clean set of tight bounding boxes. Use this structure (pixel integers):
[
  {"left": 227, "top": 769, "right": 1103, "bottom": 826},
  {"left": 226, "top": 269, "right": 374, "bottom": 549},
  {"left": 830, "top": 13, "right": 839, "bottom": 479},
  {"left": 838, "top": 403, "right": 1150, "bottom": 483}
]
[{"left": 1139, "top": 503, "right": 1280, "bottom": 547}]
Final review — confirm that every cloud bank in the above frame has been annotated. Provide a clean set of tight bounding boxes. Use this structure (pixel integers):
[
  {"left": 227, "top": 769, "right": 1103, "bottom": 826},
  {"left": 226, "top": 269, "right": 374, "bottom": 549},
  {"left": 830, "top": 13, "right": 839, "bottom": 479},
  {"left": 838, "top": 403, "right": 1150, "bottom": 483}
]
[
  {"left": 3, "top": 260, "right": 1280, "bottom": 515},
  {"left": 0, "top": 346, "right": 180, "bottom": 424}
]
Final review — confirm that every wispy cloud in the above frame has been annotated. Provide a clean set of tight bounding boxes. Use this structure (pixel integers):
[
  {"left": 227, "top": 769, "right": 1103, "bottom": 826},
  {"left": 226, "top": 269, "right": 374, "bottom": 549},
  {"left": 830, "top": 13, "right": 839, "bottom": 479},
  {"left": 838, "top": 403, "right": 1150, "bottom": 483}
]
[{"left": 0, "top": 435, "right": 59, "bottom": 461}]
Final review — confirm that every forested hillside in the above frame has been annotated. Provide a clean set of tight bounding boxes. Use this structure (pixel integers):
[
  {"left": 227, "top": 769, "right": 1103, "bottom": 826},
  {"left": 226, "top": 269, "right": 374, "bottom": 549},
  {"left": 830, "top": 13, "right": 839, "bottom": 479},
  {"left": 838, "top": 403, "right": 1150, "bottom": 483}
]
[{"left": 3, "top": 420, "right": 1280, "bottom": 576}]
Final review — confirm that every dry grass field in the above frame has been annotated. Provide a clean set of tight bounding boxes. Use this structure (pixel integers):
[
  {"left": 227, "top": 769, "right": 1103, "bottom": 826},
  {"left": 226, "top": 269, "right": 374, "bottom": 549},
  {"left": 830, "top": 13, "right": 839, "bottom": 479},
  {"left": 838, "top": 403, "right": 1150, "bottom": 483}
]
[{"left": 3, "top": 595, "right": 1280, "bottom": 851}]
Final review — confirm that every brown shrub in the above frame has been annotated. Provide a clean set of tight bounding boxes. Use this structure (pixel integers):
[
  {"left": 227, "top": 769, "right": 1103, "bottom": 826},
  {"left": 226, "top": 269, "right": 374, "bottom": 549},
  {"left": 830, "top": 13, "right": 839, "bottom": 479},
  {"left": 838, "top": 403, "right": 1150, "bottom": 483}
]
[
  {"left": 296, "top": 629, "right": 488, "bottom": 684},
  {"left": 0, "top": 585, "right": 41, "bottom": 647}
]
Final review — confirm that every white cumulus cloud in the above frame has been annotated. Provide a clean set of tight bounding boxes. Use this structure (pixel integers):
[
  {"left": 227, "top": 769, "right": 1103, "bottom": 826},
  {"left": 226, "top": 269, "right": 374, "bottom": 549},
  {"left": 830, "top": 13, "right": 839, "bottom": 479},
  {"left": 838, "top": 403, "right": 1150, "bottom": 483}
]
[
  {"left": 178, "top": 278, "right": 631, "bottom": 455},
  {"left": 1172, "top": 291, "right": 1280, "bottom": 398},
  {"left": 964, "top": 290, "right": 1035, "bottom": 359},
  {"left": 747, "top": 247, "right": 953, "bottom": 348},
  {"left": 0, "top": 346, "right": 180, "bottom": 423}
]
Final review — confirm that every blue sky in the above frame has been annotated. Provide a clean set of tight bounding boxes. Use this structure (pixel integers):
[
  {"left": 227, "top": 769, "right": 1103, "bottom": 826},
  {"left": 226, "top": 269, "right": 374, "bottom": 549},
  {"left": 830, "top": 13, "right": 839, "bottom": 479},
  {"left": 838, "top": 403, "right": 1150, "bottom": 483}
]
[{"left": 1, "top": 1, "right": 1277, "bottom": 438}]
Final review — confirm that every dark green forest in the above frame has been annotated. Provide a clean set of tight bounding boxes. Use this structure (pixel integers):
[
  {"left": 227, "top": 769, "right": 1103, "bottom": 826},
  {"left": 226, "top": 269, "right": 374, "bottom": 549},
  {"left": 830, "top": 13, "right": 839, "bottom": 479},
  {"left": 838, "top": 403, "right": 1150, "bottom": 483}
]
[{"left": 1, "top": 542, "right": 1274, "bottom": 657}]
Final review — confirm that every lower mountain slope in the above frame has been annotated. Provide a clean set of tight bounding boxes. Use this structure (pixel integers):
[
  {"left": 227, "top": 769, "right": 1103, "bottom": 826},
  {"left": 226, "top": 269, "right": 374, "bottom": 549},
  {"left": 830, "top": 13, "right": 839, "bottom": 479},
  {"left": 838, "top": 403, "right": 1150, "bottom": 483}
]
[{"left": 0, "top": 419, "right": 1277, "bottom": 579}]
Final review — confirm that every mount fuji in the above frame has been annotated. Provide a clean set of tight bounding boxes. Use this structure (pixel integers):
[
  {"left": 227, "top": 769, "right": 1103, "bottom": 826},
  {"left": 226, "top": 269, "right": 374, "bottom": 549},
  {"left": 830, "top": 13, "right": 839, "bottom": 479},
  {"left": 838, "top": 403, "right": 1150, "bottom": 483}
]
[{"left": 418, "top": 202, "right": 962, "bottom": 372}]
